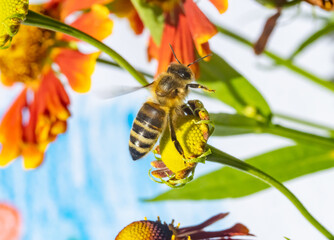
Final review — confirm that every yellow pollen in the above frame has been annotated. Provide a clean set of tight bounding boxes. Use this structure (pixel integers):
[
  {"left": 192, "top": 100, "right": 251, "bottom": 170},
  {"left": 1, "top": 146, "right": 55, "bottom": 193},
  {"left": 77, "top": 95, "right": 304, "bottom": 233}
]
[
  {"left": 0, "top": 0, "right": 28, "bottom": 48},
  {"left": 0, "top": 5, "right": 55, "bottom": 86}
]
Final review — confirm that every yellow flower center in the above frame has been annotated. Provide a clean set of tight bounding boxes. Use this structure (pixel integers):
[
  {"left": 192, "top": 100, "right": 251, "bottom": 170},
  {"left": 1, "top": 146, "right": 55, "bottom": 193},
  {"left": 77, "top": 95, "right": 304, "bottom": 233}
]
[
  {"left": 0, "top": 0, "right": 29, "bottom": 48},
  {"left": 116, "top": 220, "right": 173, "bottom": 240},
  {"left": 0, "top": 5, "right": 55, "bottom": 86}
]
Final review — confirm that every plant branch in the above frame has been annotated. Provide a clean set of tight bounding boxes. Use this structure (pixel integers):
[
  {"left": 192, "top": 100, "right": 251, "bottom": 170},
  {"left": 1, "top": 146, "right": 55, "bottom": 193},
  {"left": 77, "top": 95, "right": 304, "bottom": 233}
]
[
  {"left": 274, "top": 113, "right": 334, "bottom": 133},
  {"left": 23, "top": 10, "right": 149, "bottom": 86},
  {"left": 97, "top": 58, "right": 154, "bottom": 79},
  {"left": 216, "top": 25, "right": 334, "bottom": 92},
  {"left": 207, "top": 145, "right": 334, "bottom": 240},
  {"left": 265, "top": 123, "right": 334, "bottom": 148}
]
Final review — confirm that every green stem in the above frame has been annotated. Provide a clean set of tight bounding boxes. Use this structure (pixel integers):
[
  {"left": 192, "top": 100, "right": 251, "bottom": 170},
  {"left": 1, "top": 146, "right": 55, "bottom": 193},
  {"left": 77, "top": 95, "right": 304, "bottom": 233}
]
[
  {"left": 207, "top": 145, "right": 334, "bottom": 240},
  {"left": 216, "top": 25, "right": 334, "bottom": 92},
  {"left": 274, "top": 113, "right": 334, "bottom": 133},
  {"left": 97, "top": 58, "right": 154, "bottom": 79},
  {"left": 266, "top": 124, "right": 334, "bottom": 148},
  {"left": 23, "top": 10, "right": 149, "bottom": 86}
]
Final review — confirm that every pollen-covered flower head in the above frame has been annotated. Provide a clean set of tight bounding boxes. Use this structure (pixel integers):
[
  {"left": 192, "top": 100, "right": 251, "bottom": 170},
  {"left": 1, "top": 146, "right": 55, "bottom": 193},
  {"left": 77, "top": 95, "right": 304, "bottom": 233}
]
[
  {"left": 116, "top": 219, "right": 173, "bottom": 240},
  {"left": 116, "top": 213, "right": 254, "bottom": 240},
  {"left": 0, "top": 5, "right": 54, "bottom": 87},
  {"left": 0, "top": 0, "right": 29, "bottom": 49},
  {"left": 151, "top": 100, "right": 213, "bottom": 187}
]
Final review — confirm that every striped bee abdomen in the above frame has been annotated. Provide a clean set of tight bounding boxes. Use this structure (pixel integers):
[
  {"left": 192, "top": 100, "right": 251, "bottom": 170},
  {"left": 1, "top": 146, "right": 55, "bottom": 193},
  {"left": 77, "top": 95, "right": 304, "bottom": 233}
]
[{"left": 129, "top": 102, "right": 166, "bottom": 160}]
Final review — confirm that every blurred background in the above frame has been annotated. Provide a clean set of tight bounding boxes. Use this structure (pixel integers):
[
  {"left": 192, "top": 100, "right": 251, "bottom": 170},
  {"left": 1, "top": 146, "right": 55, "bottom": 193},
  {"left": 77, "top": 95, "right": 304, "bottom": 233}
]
[{"left": 0, "top": 0, "right": 334, "bottom": 239}]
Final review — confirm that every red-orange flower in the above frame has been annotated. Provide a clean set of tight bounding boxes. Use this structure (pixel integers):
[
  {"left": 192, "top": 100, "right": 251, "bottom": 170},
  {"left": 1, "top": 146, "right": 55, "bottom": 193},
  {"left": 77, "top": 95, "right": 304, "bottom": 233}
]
[
  {"left": 0, "top": 1, "right": 113, "bottom": 168},
  {"left": 147, "top": 0, "right": 228, "bottom": 77}
]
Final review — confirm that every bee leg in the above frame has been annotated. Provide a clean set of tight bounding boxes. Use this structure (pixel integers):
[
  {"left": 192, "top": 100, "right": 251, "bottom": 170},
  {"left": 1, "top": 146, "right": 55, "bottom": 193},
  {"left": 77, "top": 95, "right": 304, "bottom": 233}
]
[
  {"left": 186, "top": 83, "right": 215, "bottom": 93},
  {"left": 181, "top": 103, "right": 194, "bottom": 116},
  {"left": 168, "top": 112, "right": 186, "bottom": 158}
]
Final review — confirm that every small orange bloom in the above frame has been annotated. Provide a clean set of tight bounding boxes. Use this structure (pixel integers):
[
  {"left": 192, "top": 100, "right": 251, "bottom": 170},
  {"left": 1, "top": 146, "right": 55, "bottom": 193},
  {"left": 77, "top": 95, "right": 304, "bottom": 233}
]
[
  {"left": 0, "top": 203, "right": 21, "bottom": 240},
  {"left": 147, "top": 0, "right": 228, "bottom": 77}
]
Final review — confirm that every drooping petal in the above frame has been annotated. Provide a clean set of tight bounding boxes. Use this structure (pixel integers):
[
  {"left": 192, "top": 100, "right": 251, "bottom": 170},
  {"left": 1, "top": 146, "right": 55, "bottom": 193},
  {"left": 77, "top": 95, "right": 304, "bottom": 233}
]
[
  {"left": 184, "top": 0, "right": 217, "bottom": 57},
  {"left": 147, "top": 36, "right": 159, "bottom": 62},
  {"left": 177, "top": 11, "right": 197, "bottom": 74},
  {"left": 156, "top": 15, "right": 176, "bottom": 75},
  {"left": 127, "top": 11, "right": 144, "bottom": 35},
  {"left": 54, "top": 49, "right": 99, "bottom": 93},
  {"left": 0, "top": 203, "right": 21, "bottom": 240},
  {"left": 62, "top": 4, "right": 113, "bottom": 42},
  {"left": 22, "top": 70, "right": 70, "bottom": 169},
  {"left": 0, "top": 89, "right": 27, "bottom": 166},
  {"left": 209, "top": 0, "right": 228, "bottom": 13},
  {"left": 37, "top": 70, "right": 70, "bottom": 120},
  {"left": 60, "top": 0, "right": 109, "bottom": 20},
  {"left": 108, "top": 0, "right": 144, "bottom": 34},
  {"left": 22, "top": 144, "right": 44, "bottom": 169}
]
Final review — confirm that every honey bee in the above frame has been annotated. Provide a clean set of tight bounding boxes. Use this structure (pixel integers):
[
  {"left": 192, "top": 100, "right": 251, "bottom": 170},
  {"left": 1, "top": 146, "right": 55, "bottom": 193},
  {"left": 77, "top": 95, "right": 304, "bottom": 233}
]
[{"left": 129, "top": 45, "right": 214, "bottom": 160}]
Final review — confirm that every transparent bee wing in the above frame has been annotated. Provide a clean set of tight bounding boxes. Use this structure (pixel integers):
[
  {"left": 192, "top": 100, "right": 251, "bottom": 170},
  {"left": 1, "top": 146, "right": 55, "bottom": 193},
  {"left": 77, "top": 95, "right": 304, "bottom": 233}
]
[{"left": 94, "top": 82, "right": 153, "bottom": 99}]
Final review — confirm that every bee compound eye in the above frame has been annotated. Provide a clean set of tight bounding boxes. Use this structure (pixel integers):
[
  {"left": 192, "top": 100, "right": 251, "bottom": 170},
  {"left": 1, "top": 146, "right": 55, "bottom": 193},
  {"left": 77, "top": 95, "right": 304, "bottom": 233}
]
[{"left": 178, "top": 69, "right": 191, "bottom": 80}]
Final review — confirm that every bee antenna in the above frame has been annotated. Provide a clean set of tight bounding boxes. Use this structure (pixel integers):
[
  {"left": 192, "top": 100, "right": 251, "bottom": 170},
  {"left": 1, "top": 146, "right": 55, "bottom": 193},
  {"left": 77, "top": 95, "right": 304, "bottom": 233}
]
[
  {"left": 169, "top": 44, "right": 182, "bottom": 64},
  {"left": 187, "top": 53, "right": 213, "bottom": 67}
]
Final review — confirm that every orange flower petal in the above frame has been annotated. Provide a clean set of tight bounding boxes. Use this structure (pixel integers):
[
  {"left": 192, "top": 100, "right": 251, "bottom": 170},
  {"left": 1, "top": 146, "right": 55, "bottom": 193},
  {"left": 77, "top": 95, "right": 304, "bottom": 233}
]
[
  {"left": 61, "top": 0, "right": 109, "bottom": 20},
  {"left": 184, "top": 0, "right": 217, "bottom": 56},
  {"left": 178, "top": 11, "right": 196, "bottom": 70},
  {"left": 62, "top": 4, "right": 113, "bottom": 42},
  {"left": 209, "top": 0, "right": 228, "bottom": 13},
  {"left": 194, "top": 41, "right": 212, "bottom": 62},
  {"left": 108, "top": 0, "right": 144, "bottom": 34},
  {"left": 147, "top": 36, "right": 159, "bottom": 62},
  {"left": 127, "top": 11, "right": 144, "bottom": 35},
  {"left": 156, "top": 16, "right": 176, "bottom": 75},
  {"left": 51, "top": 120, "right": 67, "bottom": 136},
  {"left": 37, "top": 71, "right": 70, "bottom": 120},
  {"left": 0, "top": 203, "right": 21, "bottom": 240},
  {"left": 54, "top": 49, "right": 99, "bottom": 93},
  {"left": 0, "top": 75, "right": 15, "bottom": 87},
  {"left": 0, "top": 89, "right": 27, "bottom": 167},
  {"left": 22, "top": 144, "right": 44, "bottom": 169},
  {"left": 22, "top": 70, "right": 70, "bottom": 167}
]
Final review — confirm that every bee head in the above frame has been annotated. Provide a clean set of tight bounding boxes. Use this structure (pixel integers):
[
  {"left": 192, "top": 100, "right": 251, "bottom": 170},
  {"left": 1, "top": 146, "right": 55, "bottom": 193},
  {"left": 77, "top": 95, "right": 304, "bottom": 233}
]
[
  {"left": 168, "top": 44, "right": 212, "bottom": 81},
  {"left": 167, "top": 63, "right": 194, "bottom": 81}
]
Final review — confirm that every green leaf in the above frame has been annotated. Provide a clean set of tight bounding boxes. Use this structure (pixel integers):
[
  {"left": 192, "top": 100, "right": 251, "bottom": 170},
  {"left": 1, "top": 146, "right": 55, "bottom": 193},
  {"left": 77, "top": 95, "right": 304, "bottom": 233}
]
[
  {"left": 289, "top": 23, "right": 334, "bottom": 60},
  {"left": 148, "top": 144, "right": 334, "bottom": 201},
  {"left": 130, "top": 0, "right": 164, "bottom": 45},
  {"left": 210, "top": 113, "right": 265, "bottom": 136},
  {"left": 198, "top": 52, "right": 271, "bottom": 120}
]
